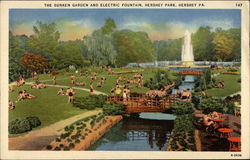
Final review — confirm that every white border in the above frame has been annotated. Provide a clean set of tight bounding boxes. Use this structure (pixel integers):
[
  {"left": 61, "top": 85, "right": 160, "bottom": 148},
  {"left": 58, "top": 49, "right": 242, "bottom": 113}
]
[{"left": 1, "top": 1, "right": 249, "bottom": 159}]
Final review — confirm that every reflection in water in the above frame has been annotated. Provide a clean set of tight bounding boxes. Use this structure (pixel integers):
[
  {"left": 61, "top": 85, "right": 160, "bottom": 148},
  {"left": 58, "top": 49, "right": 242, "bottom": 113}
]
[{"left": 88, "top": 117, "right": 174, "bottom": 151}]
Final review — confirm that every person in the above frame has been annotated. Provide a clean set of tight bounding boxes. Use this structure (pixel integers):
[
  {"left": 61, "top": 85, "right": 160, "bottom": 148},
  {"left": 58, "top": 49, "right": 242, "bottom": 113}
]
[
  {"left": 181, "top": 88, "right": 192, "bottom": 101},
  {"left": 115, "top": 85, "right": 122, "bottom": 100},
  {"left": 122, "top": 86, "right": 128, "bottom": 104},
  {"left": 93, "top": 72, "right": 97, "bottom": 81},
  {"left": 67, "top": 87, "right": 74, "bottom": 103},
  {"left": 18, "top": 91, "right": 25, "bottom": 101},
  {"left": 57, "top": 88, "right": 65, "bottom": 95},
  {"left": 23, "top": 90, "right": 35, "bottom": 99},
  {"left": 89, "top": 83, "right": 94, "bottom": 96},
  {"left": 9, "top": 100, "right": 15, "bottom": 110},
  {"left": 9, "top": 86, "right": 14, "bottom": 92},
  {"left": 70, "top": 75, "right": 76, "bottom": 84},
  {"left": 110, "top": 88, "right": 115, "bottom": 96},
  {"left": 33, "top": 72, "right": 38, "bottom": 80},
  {"left": 137, "top": 77, "right": 142, "bottom": 88},
  {"left": 203, "top": 114, "right": 214, "bottom": 131},
  {"left": 52, "top": 76, "right": 56, "bottom": 85}
]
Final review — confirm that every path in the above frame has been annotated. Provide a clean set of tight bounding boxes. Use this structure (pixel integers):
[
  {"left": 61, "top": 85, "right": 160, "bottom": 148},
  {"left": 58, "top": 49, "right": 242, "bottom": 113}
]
[
  {"left": 9, "top": 110, "right": 102, "bottom": 150},
  {"left": 25, "top": 82, "right": 107, "bottom": 95}
]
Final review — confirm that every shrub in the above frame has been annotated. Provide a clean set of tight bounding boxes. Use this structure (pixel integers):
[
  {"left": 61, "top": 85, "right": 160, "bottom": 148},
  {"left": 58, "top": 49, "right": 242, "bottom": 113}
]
[
  {"left": 75, "top": 139, "right": 80, "bottom": 143},
  {"left": 67, "top": 138, "right": 72, "bottom": 142},
  {"left": 9, "top": 118, "right": 32, "bottom": 134},
  {"left": 64, "top": 126, "right": 70, "bottom": 131},
  {"left": 54, "top": 146, "right": 61, "bottom": 151},
  {"left": 69, "top": 143, "right": 75, "bottom": 149},
  {"left": 55, "top": 138, "right": 61, "bottom": 142},
  {"left": 171, "top": 101, "right": 194, "bottom": 115},
  {"left": 9, "top": 116, "right": 41, "bottom": 134},
  {"left": 25, "top": 116, "right": 41, "bottom": 128},
  {"left": 103, "top": 102, "right": 125, "bottom": 116},
  {"left": 73, "top": 95, "right": 107, "bottom": 110},
  {"left": 46, "top": 145, "right": 52, "bottom": 150},
  {"left": 198, "top": 97, "right": 225, "bottom": 113},
  {"left": 64, "top": 146, "right": 70, "bottom": 151},
  {"left": 59, "top": 144, "right": 64, "bottom": 148}
]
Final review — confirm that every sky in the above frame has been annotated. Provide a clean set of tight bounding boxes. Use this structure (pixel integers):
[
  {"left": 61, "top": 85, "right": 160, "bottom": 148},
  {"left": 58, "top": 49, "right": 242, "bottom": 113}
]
[{"left": 9, "top": 9, "right": 241, "bottom": 41}]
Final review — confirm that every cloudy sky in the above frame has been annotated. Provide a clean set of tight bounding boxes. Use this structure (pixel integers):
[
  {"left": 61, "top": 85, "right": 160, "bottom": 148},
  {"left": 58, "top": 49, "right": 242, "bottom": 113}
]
[{"left": 10, "top": 9, "right": 241, "bottom": 41}]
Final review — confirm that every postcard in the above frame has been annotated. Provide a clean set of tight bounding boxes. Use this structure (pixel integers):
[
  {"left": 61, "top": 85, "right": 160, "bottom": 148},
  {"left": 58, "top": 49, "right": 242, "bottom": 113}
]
[{"left": 0, "top": 0, "right": 249, "bottom": 159}]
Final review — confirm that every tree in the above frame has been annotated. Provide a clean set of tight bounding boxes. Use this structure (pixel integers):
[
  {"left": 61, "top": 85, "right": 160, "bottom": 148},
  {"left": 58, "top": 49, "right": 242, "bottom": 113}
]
[
  {"left": 28, "top": 21, "right": 60, "bottom": 56},
  {"left": 192, "top": 26, "right": 215, "bottom": 61},
  {"left": 52, "top": 40, "right": 90, "bottom": 70},
  {"left": 101, "top": 18, "right": 117, "bottom": 35},
  {"left": 83, "top": 30, "right": 117, "bottom": 66},
  {"left": 112, "top": 30, "right": 155, "bottom": 67},
  {"left": 9, "top": 32, "right": 27, "bottom": 82},
  {"left": 213, "top": 28, "right": 236, "bottom": 61},
  {"left": 21, "top": 53, "right": 49, "bottom": 72}
]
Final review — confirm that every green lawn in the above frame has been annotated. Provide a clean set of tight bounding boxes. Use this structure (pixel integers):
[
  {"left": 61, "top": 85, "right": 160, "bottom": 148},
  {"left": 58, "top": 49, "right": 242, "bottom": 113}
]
[
  {"left": 9, "top": 85, "right": 90, "bottom": 130},
  {"left": 206, "top": 74, "right": 241, "bottom": 97}
]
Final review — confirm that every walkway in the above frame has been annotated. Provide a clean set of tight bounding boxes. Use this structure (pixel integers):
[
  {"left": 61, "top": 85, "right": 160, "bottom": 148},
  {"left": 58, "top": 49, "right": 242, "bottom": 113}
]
[
  {"left": 9, "top": 110, "right": 101, "bottom": 150},
  {"left": 25, "top": 82, "right": 107, "bottom": 95}
]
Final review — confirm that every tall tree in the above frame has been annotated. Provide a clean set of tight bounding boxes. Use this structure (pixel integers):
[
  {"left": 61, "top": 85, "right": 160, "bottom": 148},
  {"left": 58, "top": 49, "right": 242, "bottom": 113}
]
[
  {"left": 192, "top": 26, "right": 215, "bottom": 61},
  {"left": 9, "top": 32, "right": 27, "bottom": 82},
  {"left": 101, "top": 18, "right": 117, "bottom": 35},
  {"left": 213, "top": 28, "right": 236, "bottom": 61},
  {"left": 112, "top": 30, "right": 155, "bottom": 67},
  {"left": 28, "top": 21, "right": 60, "bottom": 56}
]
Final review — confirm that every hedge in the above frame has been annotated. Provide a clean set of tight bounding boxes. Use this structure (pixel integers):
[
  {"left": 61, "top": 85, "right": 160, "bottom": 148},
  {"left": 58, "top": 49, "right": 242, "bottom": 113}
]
[{"left": 9, "top": 116, "right": 41, "bottom": 134}]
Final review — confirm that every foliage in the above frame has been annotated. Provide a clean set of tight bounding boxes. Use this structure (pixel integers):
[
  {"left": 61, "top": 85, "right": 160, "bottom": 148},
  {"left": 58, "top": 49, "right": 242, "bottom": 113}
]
[
  {"left": 27, "top": 21, "right": 60, "bottom": 56},
  {"left": 192, "top": 26, "right": 215, "bottom": 61},
  {"left": 101, "top": 18, "right": 117, "bottom": 35},
  {"left": 73, "top": 95, "right": 107, "bottom": 110},
  {"left": 171, "top": 101, "right": 194, "bottom": 115},
  {"left": 170, "top": 115, "right": 195, "bottom": 151},
  {"left": 102, "top": 102, "right": 125, "bottom": 116},
  {"left": 144, "top": 69, "right": 173, "bottom": 90},
  {"left": 8, "top": 116, "right": 41, "bottom": 134},
  {"left": 154, "top": 38, "right": 182, "bottom": 61},
  {"left": 198, "top": 96, "right": 225, "bottom": 113},
  {"left": 213, "top": 28, "right": 241, "bottom": 61},
  {"left": 21, "top": 52, "right": 49, "bottom": 72},
  {"left": 112, "top": 29, "right": 155, "bottom": 67}
]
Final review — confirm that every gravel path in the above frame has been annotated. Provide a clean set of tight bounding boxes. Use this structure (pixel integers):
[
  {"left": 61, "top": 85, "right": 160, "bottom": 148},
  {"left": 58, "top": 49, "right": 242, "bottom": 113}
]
[{"left": 9, "top": 110, "right": 102, "bottom": 150}]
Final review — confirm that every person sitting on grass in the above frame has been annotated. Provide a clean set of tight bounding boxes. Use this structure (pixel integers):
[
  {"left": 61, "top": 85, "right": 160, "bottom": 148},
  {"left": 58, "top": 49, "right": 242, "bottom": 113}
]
[
  {"left": 57, "top": 88, "right": 65, "bottom": 95},
  {"left": 75, "top": 81, "right": 86, "bottom": 86},
  {"left": 9, "top": 86, "right": 14, "bottom": 92},
  {"left": 23, "top": 90, "right": 36, "bottom": 99},
  {"left": 70, "top": 75, "right": 76, "bottom": 84},
  {"left": 18, "top": 91, "right": 26, "bottom": 101},
  {"left": 9, "top": 100, "right": 15, "bottom": 110}
]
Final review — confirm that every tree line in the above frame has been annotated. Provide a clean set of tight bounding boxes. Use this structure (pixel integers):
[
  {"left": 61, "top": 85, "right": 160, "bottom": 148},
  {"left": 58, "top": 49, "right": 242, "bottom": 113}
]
[
  {"left": 154, "top": 26, "right": 241, "bottom": 62},
  {"left": 9, "top": 19, "right": 240, "bottom": 82}
]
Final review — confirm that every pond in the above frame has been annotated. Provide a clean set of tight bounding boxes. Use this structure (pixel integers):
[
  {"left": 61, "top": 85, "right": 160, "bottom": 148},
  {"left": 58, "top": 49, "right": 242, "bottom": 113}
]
[{"left": 87, "top": 113, "right": 175, "bottom": 151}]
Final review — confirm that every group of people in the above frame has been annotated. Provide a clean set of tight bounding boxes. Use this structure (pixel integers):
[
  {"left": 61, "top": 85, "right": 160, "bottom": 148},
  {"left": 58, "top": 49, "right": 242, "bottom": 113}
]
[
  {"left": 18, "top": 90, "right": 36, "bottom": 101},
  {"left": 202, "top": 111, "right": 221, "bottom": 132},
  {"left": 111, "top": 84, "right": 131, "bottom": 103},
  {"left": 217, "top": 81, "right": 225, "bottom": 89},
  {"left": 31, "top": 82, "right": 46, "bottom": 89},
  {"left": 175, "top": 88, "right": 192, "bottom": 101},
  {"left": 57, "top": 87, "right": 75, "bottom": 103}
]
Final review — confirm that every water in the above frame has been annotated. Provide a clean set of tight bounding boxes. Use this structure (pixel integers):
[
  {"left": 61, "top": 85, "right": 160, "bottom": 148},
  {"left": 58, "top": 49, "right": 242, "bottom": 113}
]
[
  {"left": 182, "top": 30, "right": 194, "bottom": 62},
  {"left": 88, "top": 113, "right": 175, "bottom": 151}
]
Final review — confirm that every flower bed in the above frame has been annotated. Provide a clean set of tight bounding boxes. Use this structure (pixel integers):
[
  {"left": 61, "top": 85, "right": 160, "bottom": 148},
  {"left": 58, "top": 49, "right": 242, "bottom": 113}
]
[{"left": 45, "top": 113, "right": 122, "bottom": 151}]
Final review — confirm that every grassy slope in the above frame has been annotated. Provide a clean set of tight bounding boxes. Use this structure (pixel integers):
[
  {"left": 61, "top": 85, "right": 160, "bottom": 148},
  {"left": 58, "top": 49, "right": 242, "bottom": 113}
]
[
  {"left": 206, "top": 74, "right": 241, "bottom": 97},
  {"left": 9, "top": 85, "right": 90, "bottom": 129}
]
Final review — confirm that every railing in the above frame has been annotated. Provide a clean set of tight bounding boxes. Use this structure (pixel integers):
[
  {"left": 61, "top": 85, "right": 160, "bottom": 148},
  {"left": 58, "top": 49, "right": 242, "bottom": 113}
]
[{"left": 107, "top": 95, "right": 177, "bottom": 113}]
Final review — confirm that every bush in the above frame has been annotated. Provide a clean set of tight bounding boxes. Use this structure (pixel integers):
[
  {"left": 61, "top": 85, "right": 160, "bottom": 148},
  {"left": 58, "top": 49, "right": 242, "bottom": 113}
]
[
  {"left": 103, "top": 102, "right": 125, "bottom": 116},
  {"left": 75, "top": 139, "right": 80, "bottom": 143},
  {"left": 25, "top": 116, "right": 41, "bottom": 128},
  {"left": 54, "top": 146, "right": 61, "bottom": 151},
  {"left": 69, "top": 143, "right": 75, "bottom": 149},
  {"left": 46, "top": 145, "right": 52, "bottom": 150},
  {"left": 198, "top": 97, "right": 225, "bottom": 113},
  {"left": 73, "top": 95, "right": 107, "bottom": 110},
  {"left": 67, "top": 138, "right": 72, "bottom": 142},
  {"left": 171, "top": 102, "right": 194, "bottom": 115},
  {"left": 9, "top": 116, "right": 41, "bottom": 134},
  {"left": 59, "top": 144, "right": 64, "bottom": 148},
  {"left": 55, "top": 138, "right": 61, "bottom": 142},
  {"left": 64, "top": 146, "right": 70, "bottom": 151}
]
